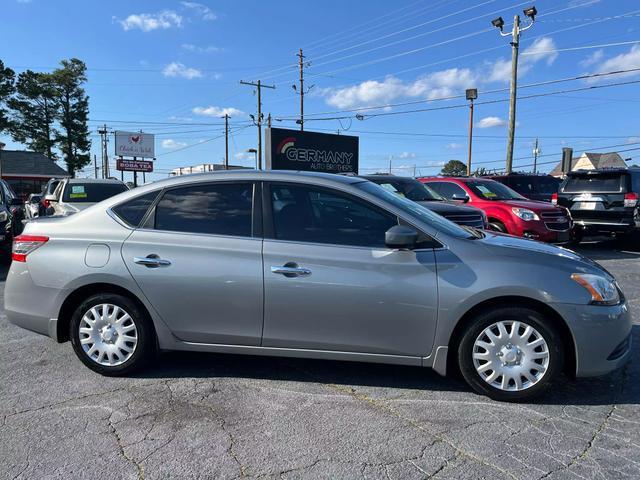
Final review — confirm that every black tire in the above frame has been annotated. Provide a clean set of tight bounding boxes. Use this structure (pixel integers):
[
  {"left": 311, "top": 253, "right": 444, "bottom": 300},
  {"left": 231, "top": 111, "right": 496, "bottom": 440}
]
[
  {"left": 488, "top": 220, "right": 507, "bottom": 233},
  {"left": 70, "top": 293, "right": 155, "bottom": 376},
  {"left": 457, "top": 307, "right": 564, "bottom": 402}
]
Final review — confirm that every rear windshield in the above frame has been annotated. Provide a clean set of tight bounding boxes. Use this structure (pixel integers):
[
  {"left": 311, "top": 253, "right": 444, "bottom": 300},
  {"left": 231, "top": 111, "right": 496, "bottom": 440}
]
[
  {"left": 368, "top": 178, "right": 445, "bottom": 202},
  {"left": 562, "top": 173, "right": 627, "bottom": 193},
  {"left": 63, "top": 182, "right": 128, "bottom": 202}
]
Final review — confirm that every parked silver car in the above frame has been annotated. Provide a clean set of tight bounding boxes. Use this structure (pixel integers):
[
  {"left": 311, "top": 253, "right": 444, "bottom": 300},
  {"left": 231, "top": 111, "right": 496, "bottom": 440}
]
[
  {"left": 45, "top": 178, "right": 128, "bottom": 216},
  {"left": 6, "top": 171, "right": 631, "bottom": 401},
  {"left": 24, "top": 194, "right": 42, "bottom": 220}
]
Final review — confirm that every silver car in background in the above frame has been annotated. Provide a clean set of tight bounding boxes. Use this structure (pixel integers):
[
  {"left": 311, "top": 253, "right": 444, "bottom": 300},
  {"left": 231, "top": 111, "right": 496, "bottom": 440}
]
[
  {"left": 5, "top": 171, "right": 632, "bottom": 401},
  {"left": 24, "top": 194, "right": 42, "bottom": 220},
  {"left": 45, "top": 178, "right": 128, "bottom": 216}
]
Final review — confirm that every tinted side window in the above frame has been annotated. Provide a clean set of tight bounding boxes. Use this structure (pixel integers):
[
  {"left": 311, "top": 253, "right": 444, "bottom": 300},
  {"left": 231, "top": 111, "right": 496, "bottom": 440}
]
[
  {"left": 112, "top": 190, "right": 160, "bottom": 227},
  {"left": 509, "top": 177, "right": 534, "bottom": 195},
  {"left": 429, "top": 182, "right": 467, "bottom": 199},
  {"left": 537, "top": 176, "right": 560, "bottom": 195},
  {"left": 270, "top": 184, "right": 397, "bottom": 248},
  {"left": 155, "top": 183, "right": 253, "bottom": 237}
]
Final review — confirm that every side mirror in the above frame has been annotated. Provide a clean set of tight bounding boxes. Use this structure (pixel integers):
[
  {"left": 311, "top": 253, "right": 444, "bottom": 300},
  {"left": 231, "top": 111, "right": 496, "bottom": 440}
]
[
  {"left": 385, "top": 225, "right": 418, "bottom": 250},
  {"left": 451, "top": 193, "right": 470, "bottom": 203},
  {"left": 44, "top": 194, "right": 58, "bottom": 203}
]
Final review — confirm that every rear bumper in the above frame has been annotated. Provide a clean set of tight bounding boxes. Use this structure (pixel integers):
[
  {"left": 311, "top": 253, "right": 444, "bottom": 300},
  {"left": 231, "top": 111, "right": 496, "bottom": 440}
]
[
  {"left": 4, "top": 262, "right": 66, "bottom": 341},
  {"left": 552, "top": 301, "right": 633, "bottom": 377},
  {"left": 574, "top": 219, "right": 638, "bottom": 234}
]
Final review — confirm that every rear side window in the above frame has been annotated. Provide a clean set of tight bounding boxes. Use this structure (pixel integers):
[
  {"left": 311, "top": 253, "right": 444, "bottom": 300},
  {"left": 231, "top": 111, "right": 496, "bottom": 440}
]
[
  {"left": 155, "top": 182, "right": 253, "bottom": 237},
  {"left": 509, "top": 177, "right": 534, "bottom": 195},
  {"left": 563, "top": 174, "right": 625, "bottom": 193},
  {"left": 112, "top": 191, "right": 160, "bottom": 227},
  {"left": 537, "top": 176, "right": 560, "bottom": 195}
]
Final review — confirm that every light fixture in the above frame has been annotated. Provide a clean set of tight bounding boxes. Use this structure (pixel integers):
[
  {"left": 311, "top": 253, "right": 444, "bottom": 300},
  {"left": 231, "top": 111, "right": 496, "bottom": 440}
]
[
  {"left": 491, "top": 16, "right": 504, "bottom": 31},
  {"left": 466, "top": 88, "right": 478, "bottom": 101},
  {"left": 523, "top": 6, "right": 537, "bottom": 20}
]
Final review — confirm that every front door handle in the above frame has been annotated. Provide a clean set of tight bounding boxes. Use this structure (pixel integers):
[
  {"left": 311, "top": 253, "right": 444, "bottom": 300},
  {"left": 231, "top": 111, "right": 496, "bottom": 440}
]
[
  {"left": 134, "top": 255, "right": 172, "bottom": 268},
  {"left": 271, "top": 264, "right": 312, "bottom": 278}
]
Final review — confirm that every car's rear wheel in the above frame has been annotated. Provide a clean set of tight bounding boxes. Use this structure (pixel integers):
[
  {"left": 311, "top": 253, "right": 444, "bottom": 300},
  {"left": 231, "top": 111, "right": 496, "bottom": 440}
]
[
  {"left": 458, "top": 307, "right": 564, "bottom": 401},
  {"left": 70, "top": 293, "right": 154, "bottom": 376}
]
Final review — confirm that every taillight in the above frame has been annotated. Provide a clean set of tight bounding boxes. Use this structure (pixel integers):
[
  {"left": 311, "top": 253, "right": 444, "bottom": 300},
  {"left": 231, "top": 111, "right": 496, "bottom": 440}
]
[
  {"left": 42, "top": 199, "right": 50, "bottom": 208},
  {"left": 551, "top": 193, "right": 558, "bottom": 205},
  {"left": 624, "top": 192, "right": 638, "bottom": 208},
  {"left": 12, "top": 235, "right": 49, "bottom": 262}
]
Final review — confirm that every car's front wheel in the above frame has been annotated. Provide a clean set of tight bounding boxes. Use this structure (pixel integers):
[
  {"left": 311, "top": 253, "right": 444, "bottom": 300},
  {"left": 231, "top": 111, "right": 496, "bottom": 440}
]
[
  {"left": 70, "top": 293, "right": 154, "bottom": 376},
  {"left": 458, "top": 307, "right": 564, "bottom": 401}
]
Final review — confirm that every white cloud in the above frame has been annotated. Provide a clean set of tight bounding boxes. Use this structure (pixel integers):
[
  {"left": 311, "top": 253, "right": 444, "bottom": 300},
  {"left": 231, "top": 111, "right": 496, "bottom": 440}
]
[
  {"left": 162, "top": 139, "right": 187, "bottom": 149},
  {"left": 324, "top": 68, "right": 477, "bottom": 109},
  {"left": 117, "top": 10, "right": 183, "bottom": 32},
  {"left": 167, "top": 116, "right": 193, "bottom": 122},
  {"left": 489, "top": 37, "right": 558, "bottom": 82},
  {"left": 585, "top": 44, "right": 640, "bottom": 82},
  {"left": 568, "top": 0, "right": 601, "bottom": 7},
  {"left": 476, "top": 116, "right": 506, "bottom": 128},
  {"left": 398, "top": 151, "right": 416, "bottom": 159},
  {"left": 580, "top": 49, "right": 604, "bottom": 67},
  {"left": 446, "top": 142, "right": 462, "bottom": 149},
  {"left": 181, "top": 2, "right": 217, "bottom": 20},
  {"left": 162, "top": 62, "right": 202, "bottom": 79},
  {"left": 181, "top": 43, "right": 222, "bottom": 53},
  {"left": 192, "top": 106, "right": 244, "bottom": 117},
  {"left": 627, "top": 136, "right": 640, "bottom": 144}
]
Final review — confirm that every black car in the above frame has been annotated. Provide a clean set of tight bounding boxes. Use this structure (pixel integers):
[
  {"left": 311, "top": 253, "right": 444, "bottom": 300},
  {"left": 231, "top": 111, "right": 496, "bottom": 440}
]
[
  {"left": 0, "top": 179, "right": 25, "bottom": 260},
  {"left": 554, "top": 168, "right": 640, "bottom": 243},
  {"left": 489, "top": 173, "right": 561, "bottom": 202},
  {"left": 362, "top": 175, "right": 487, "bottom": 229}
]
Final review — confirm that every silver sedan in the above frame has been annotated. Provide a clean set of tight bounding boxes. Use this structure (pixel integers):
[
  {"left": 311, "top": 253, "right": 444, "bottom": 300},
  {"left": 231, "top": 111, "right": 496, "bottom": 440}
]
[{"left": 5, "top": 171, "right": 632, "bottom": 401}]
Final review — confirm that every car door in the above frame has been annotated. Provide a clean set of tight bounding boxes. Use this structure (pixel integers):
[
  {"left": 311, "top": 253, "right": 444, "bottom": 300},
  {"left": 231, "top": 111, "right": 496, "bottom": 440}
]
[
  {"left": 121, "top": 181, "right": 264, "bottom": 346},
  {"left": 262, "top": 182, "right": 439, "bottom": 357}
]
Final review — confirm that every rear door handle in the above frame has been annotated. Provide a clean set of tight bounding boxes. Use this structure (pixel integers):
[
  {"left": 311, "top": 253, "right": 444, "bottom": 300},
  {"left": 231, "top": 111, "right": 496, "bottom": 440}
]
[
  {"left": 134, "top": 255, "right": 172, "bottom": 268},
  {"left": 271, "top": 265, "right": 312, "bottom": 277}
]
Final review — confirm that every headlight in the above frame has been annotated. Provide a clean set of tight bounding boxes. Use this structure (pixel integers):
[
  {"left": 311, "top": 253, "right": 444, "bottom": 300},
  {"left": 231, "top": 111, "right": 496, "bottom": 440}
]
[
  {"left": 512, "top": 207, "right": 539, "bottom": 221},
  {"left": 571, "top": 273, "right": 620, "bottom": 305}
]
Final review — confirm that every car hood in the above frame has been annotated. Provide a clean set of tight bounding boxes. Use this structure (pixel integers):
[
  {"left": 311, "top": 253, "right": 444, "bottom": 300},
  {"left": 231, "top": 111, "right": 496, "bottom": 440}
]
[
  {"left": 499, "top": 199, "right": 559, "bottom": 212},
  {"left": 416, "top": 200, "right": 481, "bottom": 215},
  {"left": 477, "top": 231, "right": 613, "bottom": 279}
]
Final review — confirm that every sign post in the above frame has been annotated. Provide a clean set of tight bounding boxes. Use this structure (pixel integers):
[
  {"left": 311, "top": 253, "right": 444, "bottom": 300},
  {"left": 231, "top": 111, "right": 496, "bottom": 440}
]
[
  {"left": 115, "top": 131, "right": 155, "bottom": 184},
  {"left": 265, "top": 127, "right": 359, "bottom": 174}
]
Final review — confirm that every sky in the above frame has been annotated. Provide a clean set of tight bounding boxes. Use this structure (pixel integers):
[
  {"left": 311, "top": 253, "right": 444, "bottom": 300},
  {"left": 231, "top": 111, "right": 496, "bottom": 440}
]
[{"left": 1, "top": 0, "right": 640, "bottom": 182}]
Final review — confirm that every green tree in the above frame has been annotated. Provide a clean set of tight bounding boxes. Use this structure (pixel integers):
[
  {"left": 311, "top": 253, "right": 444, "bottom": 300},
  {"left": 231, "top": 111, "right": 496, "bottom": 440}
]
[
  {"left": 440, "top": 159, "right": 467, "bottom": 177},
  {"left": 52, "top": 59, "right": 91, "bottom": 176},
  {"left": 0, "top": 60, "right": 15, "bottom": 134},
  {"left": 8, "top": 70, "right": 58, "bottom": 159}
]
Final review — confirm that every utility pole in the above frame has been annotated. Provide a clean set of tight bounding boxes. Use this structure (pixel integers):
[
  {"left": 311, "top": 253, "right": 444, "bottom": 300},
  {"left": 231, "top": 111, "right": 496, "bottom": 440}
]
[
  {"left": 222, "top": 114, "right": 229, "bottom": 170},
  {"left": 240, "top": 79, "right": 275, "bottom": 169},
  {"left": 298, "top": 48, "right": 305, "bottom": 131},
  {"left": 0, "top": 141, "right": 5, "bottom": 181},
  {"left": 93, "top": 154, "right": 98, "bottom": 179},
  {"left": 97, "top": 124, "right": 110, "bottom": 179},
  {"left": 533, "top": 138, "right": 540, "bottom": 173},
  {"left": 466, "top": 88, "right": 478, "bottom": 176},
  {"left": 491, "top": 6, "right": 537, "bottom": 174}
]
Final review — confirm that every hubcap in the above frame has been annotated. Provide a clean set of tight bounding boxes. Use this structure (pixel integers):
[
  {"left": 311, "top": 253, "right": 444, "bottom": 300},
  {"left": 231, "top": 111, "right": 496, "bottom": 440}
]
[
  {"left": 472, "top": 320, "right": 550, "bottom": 392},
  {"left": 78, "top": 304, "right": 138, "bottom": 366}
]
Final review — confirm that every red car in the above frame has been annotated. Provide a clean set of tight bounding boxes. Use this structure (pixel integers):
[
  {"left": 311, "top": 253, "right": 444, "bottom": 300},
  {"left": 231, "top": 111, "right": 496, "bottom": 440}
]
[{"left": 418, "top": 177, "right": 572, "bottom": 243}]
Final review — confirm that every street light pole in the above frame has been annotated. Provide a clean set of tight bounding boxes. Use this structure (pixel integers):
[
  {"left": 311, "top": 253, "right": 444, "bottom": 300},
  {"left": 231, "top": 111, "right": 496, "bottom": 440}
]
[
  {"left": 491, "top": 6, "right": 537, "bottom": 174},
  {"left": 465, "top": 88, "right": 478, "bottom": 176}
]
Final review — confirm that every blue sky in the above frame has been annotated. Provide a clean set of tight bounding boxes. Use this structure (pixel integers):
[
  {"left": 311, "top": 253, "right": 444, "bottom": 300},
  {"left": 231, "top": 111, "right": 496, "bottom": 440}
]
[{"left": 2, "top": 0, "right": 640, "bottom": 181}]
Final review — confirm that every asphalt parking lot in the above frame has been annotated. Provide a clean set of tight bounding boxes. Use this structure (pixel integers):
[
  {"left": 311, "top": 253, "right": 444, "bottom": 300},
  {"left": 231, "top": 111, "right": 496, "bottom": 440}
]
[{"left": 1, "top": 240, "right": 639, "bottom": 480}]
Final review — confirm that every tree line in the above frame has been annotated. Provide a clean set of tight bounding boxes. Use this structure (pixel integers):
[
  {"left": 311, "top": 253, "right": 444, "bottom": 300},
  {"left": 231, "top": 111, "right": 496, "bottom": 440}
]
[{"left": 0, "top": 58, "right": 91, "bottom": 176}]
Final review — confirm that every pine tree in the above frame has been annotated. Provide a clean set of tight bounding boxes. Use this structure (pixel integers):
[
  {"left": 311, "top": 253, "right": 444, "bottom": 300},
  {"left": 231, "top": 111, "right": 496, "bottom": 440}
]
[
  {"left": 52, "top": 59, "right": 91, "bottom": 176},
  {"left": 8, "top": 70, "right": 58, "bottom": 159},
  {"left": 0, "top": 60, "right": 15, "bottom": 134}
]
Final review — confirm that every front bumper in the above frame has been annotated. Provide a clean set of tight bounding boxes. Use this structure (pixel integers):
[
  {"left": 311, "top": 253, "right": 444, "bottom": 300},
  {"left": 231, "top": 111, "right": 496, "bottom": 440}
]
[{"left": 552, "top": 301, "right": 633, "bottom": 377}]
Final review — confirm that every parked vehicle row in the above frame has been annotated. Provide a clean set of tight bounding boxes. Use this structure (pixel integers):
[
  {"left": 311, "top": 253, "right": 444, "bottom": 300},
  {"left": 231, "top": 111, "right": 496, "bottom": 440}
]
[{"left": 6, "top": 170, "right": 632, "bottom": 402}]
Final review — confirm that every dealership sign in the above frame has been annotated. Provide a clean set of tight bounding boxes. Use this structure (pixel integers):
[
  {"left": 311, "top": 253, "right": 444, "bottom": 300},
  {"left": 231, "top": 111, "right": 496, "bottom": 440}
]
[
  {"left": 115, "top": 131, "right": 155, "bottom": 158},
  {"left": 116, "top": 159, "right": 154, "bottom": 173},
  {"left": 266, "top": 128, "right": 358, "bottom": 173}
]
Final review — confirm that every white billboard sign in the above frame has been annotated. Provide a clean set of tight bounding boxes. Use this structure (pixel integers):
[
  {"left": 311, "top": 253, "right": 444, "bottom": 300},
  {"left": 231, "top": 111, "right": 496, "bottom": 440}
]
[{"left": 115, "top": 131, "right": 155, "bottom": 159}]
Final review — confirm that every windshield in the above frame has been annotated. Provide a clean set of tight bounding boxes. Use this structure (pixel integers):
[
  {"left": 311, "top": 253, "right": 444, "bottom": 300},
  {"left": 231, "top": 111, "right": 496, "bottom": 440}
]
[
  {"left": 356, "top": 181, "right": 474, "bottom": 239},
  {"left": 370, "top": 178, "right": 445, "bottom": 202},
  {"left": 62, "top": 182, "right": 128, "bottom": 203},
  {"left": 466, "top": 180, "right": 526, "bottom": 201}
]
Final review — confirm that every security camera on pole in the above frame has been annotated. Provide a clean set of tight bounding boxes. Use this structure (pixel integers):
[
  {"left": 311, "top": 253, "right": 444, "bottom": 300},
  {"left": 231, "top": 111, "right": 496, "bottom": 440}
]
[{"left": 491, "top": 5, "right": 537, "bottom": 174}]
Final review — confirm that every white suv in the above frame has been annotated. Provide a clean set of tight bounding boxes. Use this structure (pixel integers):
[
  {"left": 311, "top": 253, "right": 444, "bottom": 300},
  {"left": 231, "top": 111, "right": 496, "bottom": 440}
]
[{"left": 45, "top": 178, "right": 129, "bottom": 216}]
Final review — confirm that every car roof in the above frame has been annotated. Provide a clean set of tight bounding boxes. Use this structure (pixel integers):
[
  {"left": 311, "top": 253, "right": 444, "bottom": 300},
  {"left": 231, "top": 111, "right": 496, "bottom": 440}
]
[
  {"left": 360, "top": 174, "right": 417, "bottom": 182},
  {"left": 65, "top": 178, "right": 126, "bottom": 184},
  {"left": 567, "top": 168, "right": 639, "bottom": 176}
]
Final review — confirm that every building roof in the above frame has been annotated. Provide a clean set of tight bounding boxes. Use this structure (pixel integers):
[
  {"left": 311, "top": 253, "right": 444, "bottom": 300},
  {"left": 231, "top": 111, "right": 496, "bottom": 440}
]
[
  {"left": 549, "top": 151, "right": 627, "bottom": 177},
  {"left": 0, "top": 150, "right": 68, "bottom": 178}
]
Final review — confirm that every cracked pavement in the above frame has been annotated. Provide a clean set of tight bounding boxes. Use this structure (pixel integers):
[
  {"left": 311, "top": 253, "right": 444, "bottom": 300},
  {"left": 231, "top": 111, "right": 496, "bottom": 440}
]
[{"left": 1, "top": 240, "right": 639, "bottom": 479}]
